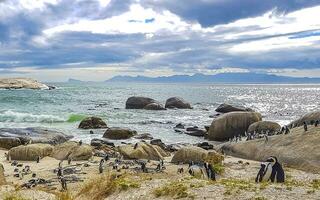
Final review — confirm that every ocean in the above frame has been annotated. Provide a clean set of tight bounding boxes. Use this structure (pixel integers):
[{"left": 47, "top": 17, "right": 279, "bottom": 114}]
[{"left": 0, "top": 83, "right": 319, "bottom": 144}]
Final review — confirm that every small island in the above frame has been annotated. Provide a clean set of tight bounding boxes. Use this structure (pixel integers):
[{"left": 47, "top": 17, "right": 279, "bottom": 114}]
[{"left": 0, "top": 78, "right": 53, "bottom": 90}]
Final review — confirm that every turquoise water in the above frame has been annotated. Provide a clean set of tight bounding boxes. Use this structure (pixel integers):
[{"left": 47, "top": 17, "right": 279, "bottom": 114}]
[{"left": 0, "top": 83, "right": 319, "bottom": 144}]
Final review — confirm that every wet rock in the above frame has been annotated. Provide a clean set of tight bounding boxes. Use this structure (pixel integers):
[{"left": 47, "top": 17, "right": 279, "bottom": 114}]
[
  {"left": 51, "top": 141, "right": 93, "bottom": 161},
  {"left": 125, "top": 96, "right": 157, "bottom": 109},
  {"left": 103, "top": 128, "right": 137, "bottom": 140},
  {"left": 208, "top": 112, "right": 262, "bottom": 141},
  {"left": 118, "top": 142, "right": 170, "bottom": 160},
  {"left": 143, "top": 103, "right": 166, "bottom": 110},
  {"left": 0, "top": 127, "right": 72, "bottom": 146},
  {"left": 90, "top": 138, "right": 115, "bottom": 147},
  {"left": 78, "top": 117, "right": 108, "bottom": 129},
  {"left": 184, "top": 127, "right": 206, "bottom": 137},
  {"left": 165, "top": 97, "right": 192, "bottom": 109},
  {"left": 196, "top": 142, "right": 213, "bottom": 150},
  {"left": 134, "top": 133, "right": 154, "bottom": 140},
  {"left": 150, "top": 139, "right": 167, "bottom": 150},
  {"left": 8, "top": 144, "right": 54, "bottom": 161},
  {"left": 209, "top": 113, "right": 221, "bottom": 118},
  {"left": 215, "top": 103, "right": 254, "bottom": 113},
  {"left": 175, "top": 123, "right": 185, "bottom": 129}
]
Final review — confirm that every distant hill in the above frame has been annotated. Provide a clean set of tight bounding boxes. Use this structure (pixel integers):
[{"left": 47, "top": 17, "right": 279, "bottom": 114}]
[{"left": 105, "top": 73, "right": 320, "bottom": 83}]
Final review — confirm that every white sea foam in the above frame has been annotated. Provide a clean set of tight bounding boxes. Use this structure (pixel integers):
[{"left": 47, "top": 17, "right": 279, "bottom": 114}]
[{"left": 0, "top": 110, "right": 65, "bottom": 123}]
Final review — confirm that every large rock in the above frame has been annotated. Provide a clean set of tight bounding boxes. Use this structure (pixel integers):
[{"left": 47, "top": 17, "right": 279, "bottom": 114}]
[
  {"left": 171, "top": 146, "right": 223, "bottom": 164},
  {"left": 0, "top": 137, "right": 22, "bottom": 149},
  {"left": 288, "top": 111, "right": 320, "bottom": 128},
  {"left": 143, "top": 103, "right": 166, "bottom": 110},
  {"left": 215, "top": 103, "right": 254, "bottom": 113},
  {"left": 118, "top": 142, "right": 170, "bottom": 160},
  {"left": 220, "top": 126, "right": 320, "bottom": 173},
  {"left": 78, "top": 117, "right": 108, "bottom": 129},
  {"left": 208, "top": 112, "right": 262, "bottom": 141},
  {"left": 103, "top": 128, "right": 137, "bottom": 140},
  {"left": 0, "top": 78, "right": 49, "bottom": 90},
  {"left": 8, "top": 144, "right": 53, "bottom": 161},
  {"left": 0, "top": 164, "right": 6, "bottom": 185},
  {"left": 184, "top": 127, "right": 206, "bottom": 137},
  {"left": 90, "top": 138, "right": 115, "bottom": 147},
  {"left": 165, "top": 97, "right": 192, "bottom": 109},
  {"left": 125, "top": 96, "right": 157, "bottom": 109},
  {"left": 171, "top": 146, "right": 207, "bottom": 163},
  {"left": 0, "top": 127, "right": 72, "bottom": 146},
  {"left": 247, "top": 121, "right": 281, "bottom": 134},
  {"left": 51, "top": 141, "right": 93, "bottom": 161}
]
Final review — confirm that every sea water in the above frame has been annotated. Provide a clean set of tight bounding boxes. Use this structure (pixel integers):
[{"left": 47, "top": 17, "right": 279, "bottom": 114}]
[{"left": 0, "top": 83, "right": 319, "bottom": 144}]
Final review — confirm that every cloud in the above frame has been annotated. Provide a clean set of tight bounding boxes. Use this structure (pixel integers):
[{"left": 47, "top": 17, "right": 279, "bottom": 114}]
[{"left": 0, "top": 0, "right": 320, "bottom": 81}]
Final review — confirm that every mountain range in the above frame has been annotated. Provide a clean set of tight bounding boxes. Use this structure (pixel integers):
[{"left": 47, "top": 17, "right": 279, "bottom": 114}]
[{"left": 104, "top": 73, "right": 320, "bottom": 83}]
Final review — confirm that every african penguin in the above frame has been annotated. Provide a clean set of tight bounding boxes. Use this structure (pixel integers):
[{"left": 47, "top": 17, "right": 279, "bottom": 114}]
[{"left": 266, "top": 156, "right": 285, "bottom": 183}]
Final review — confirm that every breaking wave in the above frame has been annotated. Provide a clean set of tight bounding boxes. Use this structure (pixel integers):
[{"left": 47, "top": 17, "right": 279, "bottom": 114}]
[
  {"left": 67, "top": 114, "right": 87, "bottom": 122},
  {"left": 0, "top": 110, "right": 65, "bottom": 123}
]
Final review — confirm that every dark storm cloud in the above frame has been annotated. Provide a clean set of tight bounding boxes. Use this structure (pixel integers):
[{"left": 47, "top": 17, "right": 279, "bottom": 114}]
[{"left": 143, "top": 0, "right": 320, "bottom": 27}]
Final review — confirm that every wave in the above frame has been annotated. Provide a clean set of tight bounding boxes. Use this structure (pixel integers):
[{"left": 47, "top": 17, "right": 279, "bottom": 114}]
[
  {"left": 0, "top": 110, "right": 65, "bottom": 123},
  {"left": 67, "top": 114, "right": 87, "bottom": 122}
]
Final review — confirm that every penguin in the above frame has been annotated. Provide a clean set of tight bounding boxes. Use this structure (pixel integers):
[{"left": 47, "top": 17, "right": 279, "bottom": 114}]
[
  {"left": 177, "top": 168, "right": 184, "bottom": 174},
  {"left": 266, "top": 156, "right": 285, "bottom": 183},
  {"left": 134, "top": 143, "right": 138, "bottom": 149},
  {"left": 285, "top": 126, "right": 290, "bottom": 134},
  {"left": 36, "top": 156, "right": 40, "bottom": 163},
  {"left": 89, "top": 130, "right": 94, "bottom": 134},
  {"left": 68, "top": 157, "right": 72, "bottom": 165},
  {"left": 57, "top": 167, "right": 63, "bottom": 177},
  {"left": 255, "top": 162, "right": 273, "bottom": 183},
  {"left": 303, "top": 122, "right": 308, "bottom": 132},
  {"left": 264, "top": 135, "right": 268, "bottom": 143},
  {"left": 104, "top": 154, "right": 109, "bottom": 161},
  {"left": 79, "top": 140, "right": 83, "bottom": 146},
  {"left": 315, "top": 120, "right": 319, "bottom": 127},
  {"left": 60, "top": 176, "right": 67, "bottom": 191},
  {"left": 99, "top": 159, "right": 104, "bottom": 174},
  {"left": 207, "top": 163, "right": 216, "bottom": 181},
  {"left": 140, "top": 162, "right": 147, "bottom": 173}
]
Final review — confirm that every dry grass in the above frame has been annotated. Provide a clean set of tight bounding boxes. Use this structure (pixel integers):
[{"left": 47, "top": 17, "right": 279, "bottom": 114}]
[
  {"left": 55, "top": 192, "right": 75, "bottom": 200},
  {"left": 3, "top": 193, "right": 28, "bottom": 200},
  {"left": 153, "top": 179, "right": 196, "bottom": 199},
  {"left": 76, "top": 172, "right": 140, "bottom": 200},
  {"left": 219, "top": 178, "right": 256, "bottom": 195}
]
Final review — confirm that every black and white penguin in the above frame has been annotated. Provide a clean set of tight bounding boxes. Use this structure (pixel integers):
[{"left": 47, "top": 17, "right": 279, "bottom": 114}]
[
  {"left": 59, "top": 176, "right": 67, "bottom": 191},
  {"left": 266, "top": 156, "right": 285, "bottom": 183},
  {"left": 68, "top": 157, "right": 72, "bottom": 165},
  {"left": 303, "top": 122, "right": 308, "bottom": 131},
  {"left": 36, "top": 156, "right": 40, "bottom": 163},
  {"left": 99, "top": 159, "right": 104, "bottom": 174},
  {"left": 255, "top": 162, "right": 273, "bottom": 183},
  {"left": 104, "top": 154, "right": 109, "bottom": 161},
  {"left": 57, "top": 167, "right": 63, "bottom": 177},
  {"left": 79, "top": 140, "right": 83, "bottom": 146},
  {"left": 205, "top": 163, "right": 216, "bottom": 181},
  {"left": 177, "top": 168, "right": 184, "bottom": 174}
]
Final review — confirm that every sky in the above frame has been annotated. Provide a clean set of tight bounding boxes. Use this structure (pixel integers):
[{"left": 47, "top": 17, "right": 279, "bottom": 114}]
[{"left": 1, "top": 0, "right": 320, "bottom": 81}]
